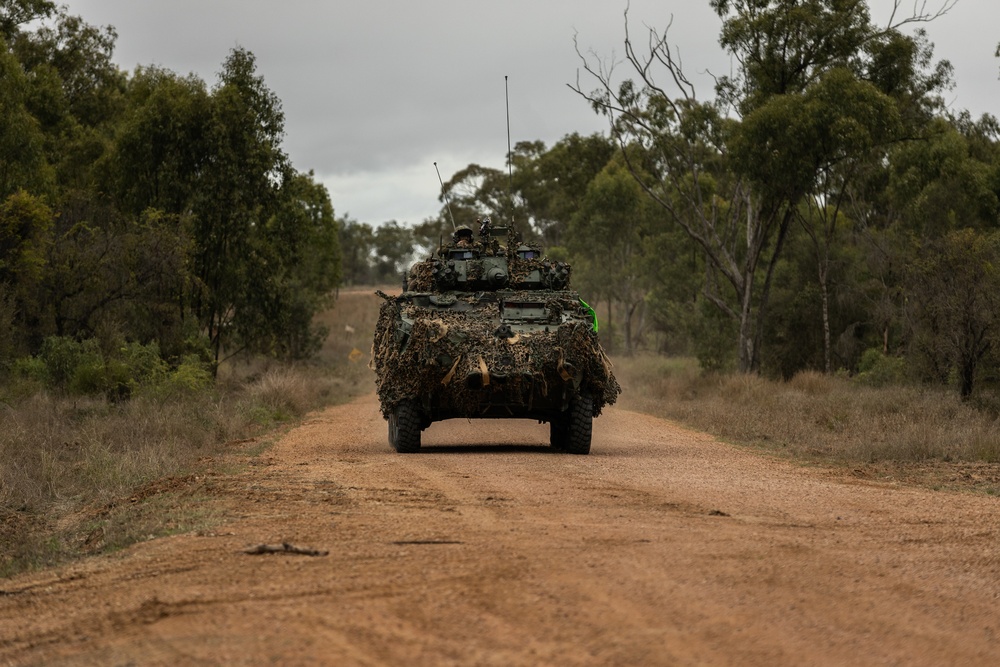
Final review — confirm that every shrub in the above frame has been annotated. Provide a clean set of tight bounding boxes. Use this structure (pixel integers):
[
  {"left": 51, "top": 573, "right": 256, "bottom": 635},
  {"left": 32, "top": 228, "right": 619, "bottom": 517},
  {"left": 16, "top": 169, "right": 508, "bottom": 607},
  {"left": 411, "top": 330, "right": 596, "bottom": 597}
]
[
  {"left": 11, "top": 355, "right": 48, "bottom": 384},
  {"left": 159, "top": 355, "right": 214, "bottom": 396},
  {"left": 855, "top": 348, "right": 905, "bottom": 387},
  {"left": 691, "top": 301, "right": 737, "bottom": 373},
  {"left": 38, "top": 336, "right": 98, "bottom": 390}
]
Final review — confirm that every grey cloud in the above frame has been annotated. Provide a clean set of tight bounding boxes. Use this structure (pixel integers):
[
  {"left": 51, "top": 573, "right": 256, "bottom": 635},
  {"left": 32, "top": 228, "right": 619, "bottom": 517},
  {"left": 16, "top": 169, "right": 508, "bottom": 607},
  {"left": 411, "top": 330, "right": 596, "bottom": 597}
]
[{"left": 62, "top": 0, "right": 1000, "bottom": 224}]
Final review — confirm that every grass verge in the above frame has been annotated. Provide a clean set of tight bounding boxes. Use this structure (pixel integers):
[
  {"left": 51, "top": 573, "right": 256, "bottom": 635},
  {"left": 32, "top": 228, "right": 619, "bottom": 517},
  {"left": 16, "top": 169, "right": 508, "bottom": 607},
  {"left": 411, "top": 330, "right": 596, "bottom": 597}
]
[
  {"left": 613, "top": 354, "right": 1000, "bottom": 495},
  {"left": 0, "top": 288, "right": 383, "bottom": 579}
]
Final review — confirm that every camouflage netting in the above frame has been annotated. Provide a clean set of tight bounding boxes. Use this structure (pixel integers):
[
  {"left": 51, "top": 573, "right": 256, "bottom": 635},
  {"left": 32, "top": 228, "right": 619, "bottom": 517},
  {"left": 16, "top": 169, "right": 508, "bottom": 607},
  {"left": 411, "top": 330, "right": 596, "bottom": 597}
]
[
  {"left": 407, "top": 261, "right": 436, "bottom": 292},
  {"left": 407, "top": 256, "right": 571, "bottom": 292},
  {"left": 371, "top": 292, "right": 620, "bottom": 419}
]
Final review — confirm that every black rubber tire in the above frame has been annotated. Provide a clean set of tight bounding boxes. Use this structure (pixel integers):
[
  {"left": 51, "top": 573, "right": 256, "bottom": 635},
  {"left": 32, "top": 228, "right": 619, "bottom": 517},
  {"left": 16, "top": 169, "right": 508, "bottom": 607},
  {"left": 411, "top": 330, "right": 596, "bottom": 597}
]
[
  {"left": 392, "top": 401, "right": 422, "bottom": 453},
  {"left": 564, "top": 394, "right": 593, "bottom": 455},
  {"left": 549, "top": 418, "right": 568, "bottom": 449}
]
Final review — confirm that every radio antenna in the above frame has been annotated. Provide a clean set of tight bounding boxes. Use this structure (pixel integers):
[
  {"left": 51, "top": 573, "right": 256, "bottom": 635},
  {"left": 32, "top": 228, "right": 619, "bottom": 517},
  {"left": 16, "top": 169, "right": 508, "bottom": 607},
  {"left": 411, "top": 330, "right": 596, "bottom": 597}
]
[
  {"left": 505, "top": 75, "right": 514, "bottom": 226},
  {"left": 433, "top": 161, "right": 457, "bottom": 232}
]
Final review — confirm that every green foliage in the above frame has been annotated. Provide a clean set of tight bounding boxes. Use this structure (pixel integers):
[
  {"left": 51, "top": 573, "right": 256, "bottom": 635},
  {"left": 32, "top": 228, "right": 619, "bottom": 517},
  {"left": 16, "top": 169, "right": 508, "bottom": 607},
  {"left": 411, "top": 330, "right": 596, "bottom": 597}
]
[
  {"left": 0, "top": 189, "right": 50, "bottom": 264},
  {"left": 904, "top": 229, "right": 1000, "bottom": 398},
  {"left": 160, "top": 355, "right": 214, "bottom": 396},
  {"left": 36, "top": 335, "right": 94, "bottom": 389},
  {"left": 0, "top": 1, "right": 57, "bottom": 41},
  {"left": 888, "top": 115, "right": 1000, "bottom": 236},
  {"left": 511, "top": 133, "right": 616, "bottom": 247},
  {"left": 338, "top": 217, "right": 377, "bottom": 284},
  {"left": 691, "top": 299, "right": 737, "bottom": 373},
  {"left": 371, "top": 221, "right": 415, "bottom": 284},
  {"left": 730, "top": 67, "right": 902, "bottom": 205},
  {"left": 0, "top": 41, "right": 51, "bottom": 198},
  {"left": 567, "top": 153, "right": 668, "bottom": 353},
  {"left": 109, "top": 66, "right": 211, "bottom": 216},
  {"left": 9, "top": 334, "right": 216, "bottom": 400},
  {"left": 855, "top": 348, "right": 906, "bottom": 387},
  {"left": 10, "top": 354, "right": 47, "bottom": 387},
  {"left": 574, "top": 0, "right": 954, "bottom": 373}
]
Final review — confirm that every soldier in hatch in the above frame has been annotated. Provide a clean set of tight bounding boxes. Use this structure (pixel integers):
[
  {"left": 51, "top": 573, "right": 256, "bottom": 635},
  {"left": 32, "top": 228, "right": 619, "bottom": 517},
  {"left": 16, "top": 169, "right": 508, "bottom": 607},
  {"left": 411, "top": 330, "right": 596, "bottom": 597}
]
[{"left": 453, "top": 226, "right": 474, "bottom": 247}]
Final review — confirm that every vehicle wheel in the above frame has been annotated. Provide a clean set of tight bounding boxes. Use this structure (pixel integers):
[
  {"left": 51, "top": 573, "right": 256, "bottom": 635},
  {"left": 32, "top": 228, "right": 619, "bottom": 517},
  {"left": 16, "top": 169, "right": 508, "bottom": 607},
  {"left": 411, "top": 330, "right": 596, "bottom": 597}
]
[
  {"left": 392, "top": 401, "right": 422, "bottom": 453},
  {"left": 564, "top": 394, "right": 593, "bottom": 455},
  {"left": 549, "top": 418, "right": 568, "bottom": 449}
]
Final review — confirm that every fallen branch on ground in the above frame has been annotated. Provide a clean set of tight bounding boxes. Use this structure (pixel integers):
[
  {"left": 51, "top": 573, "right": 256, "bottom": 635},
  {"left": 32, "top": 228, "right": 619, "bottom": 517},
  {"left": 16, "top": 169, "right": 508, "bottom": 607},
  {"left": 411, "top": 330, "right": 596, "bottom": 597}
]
[{"left": 242, "top": 542, "right": 328, "bottom": 556}]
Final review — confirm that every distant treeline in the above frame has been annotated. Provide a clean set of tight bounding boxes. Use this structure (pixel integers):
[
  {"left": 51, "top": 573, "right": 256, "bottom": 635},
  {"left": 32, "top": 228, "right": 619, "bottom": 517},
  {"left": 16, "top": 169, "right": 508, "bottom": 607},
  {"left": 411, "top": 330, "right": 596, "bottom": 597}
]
[
  {"left": 1, "top": 1, "right": 340, "bottom": 394},
  {"left": 4, "top": 1, "right": 1000, "bottom": 402}
]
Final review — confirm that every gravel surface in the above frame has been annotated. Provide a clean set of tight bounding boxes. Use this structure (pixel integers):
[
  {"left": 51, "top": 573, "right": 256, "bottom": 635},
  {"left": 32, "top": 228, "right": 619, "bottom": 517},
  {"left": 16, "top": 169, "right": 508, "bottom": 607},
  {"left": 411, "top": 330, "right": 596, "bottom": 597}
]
[{"left": 1, "top": 392, "right": 998, "bottom": 666}]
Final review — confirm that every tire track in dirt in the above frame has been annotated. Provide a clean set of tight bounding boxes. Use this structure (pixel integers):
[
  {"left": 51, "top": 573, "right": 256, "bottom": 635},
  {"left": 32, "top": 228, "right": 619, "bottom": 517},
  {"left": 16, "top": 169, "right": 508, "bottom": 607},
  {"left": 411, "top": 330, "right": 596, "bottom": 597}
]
[{"left": 1, "top": 392, "right": 999, "bottom": 666}]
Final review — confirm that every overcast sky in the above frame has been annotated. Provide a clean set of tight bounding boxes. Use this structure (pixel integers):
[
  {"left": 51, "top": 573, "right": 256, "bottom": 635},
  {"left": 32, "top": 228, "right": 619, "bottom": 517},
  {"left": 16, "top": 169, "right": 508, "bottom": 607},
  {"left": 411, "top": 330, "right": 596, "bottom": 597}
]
[{"left": 62, "top": 0, "right": 999, "bottom": 226}]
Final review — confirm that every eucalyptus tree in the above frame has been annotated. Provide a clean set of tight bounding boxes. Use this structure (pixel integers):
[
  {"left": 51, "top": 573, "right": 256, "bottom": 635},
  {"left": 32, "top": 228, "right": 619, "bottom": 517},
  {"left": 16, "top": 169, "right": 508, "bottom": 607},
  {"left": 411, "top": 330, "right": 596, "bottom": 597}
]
[
  {"left": 9, "top": 4, "right": 126, "bottom": 190},
  {"left": 336, "top": 217, "right": 375, "bottom": 285},
  {"left": 0, "top": 41, "right": 50, "bottom": 198},
  {"left": 906, "top": 229, "right": 1000, "bottom": 398},
  {"left": 260, "top": 169, "right": 341, "bottom": 359},
  {"left": 439, "top": 163, "right": 513, "bottom": 227},
  {"left": 569, "top": 153, "right": 664, "bottom": 354},
  {"left": 372, "top": 221, "right": 416, "bottom": 284},
  {"left": 0, "top": 0, "right": 55, "bottom": 41},
  {"left": 191, "top": 47, "right": 291, "bottom": 363},
  {"left": 510, "top": 133, "right": 615, "bottom": 248},
  {"left": 109, "top": 66, "right": 211, "bottom": 217},
  {"left": 572, "top": 0, "right": 954, "bottom": 373},
  {"left": 887, "top": 114, "right": 1000, "bottom": 236}
]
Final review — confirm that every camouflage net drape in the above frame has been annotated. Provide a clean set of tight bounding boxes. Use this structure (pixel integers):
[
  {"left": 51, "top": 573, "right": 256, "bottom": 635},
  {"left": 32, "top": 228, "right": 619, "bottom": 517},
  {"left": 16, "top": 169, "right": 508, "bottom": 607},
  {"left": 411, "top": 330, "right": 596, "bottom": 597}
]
[{"left": 371, "top": 292, "right": 620, "bottom": 419}]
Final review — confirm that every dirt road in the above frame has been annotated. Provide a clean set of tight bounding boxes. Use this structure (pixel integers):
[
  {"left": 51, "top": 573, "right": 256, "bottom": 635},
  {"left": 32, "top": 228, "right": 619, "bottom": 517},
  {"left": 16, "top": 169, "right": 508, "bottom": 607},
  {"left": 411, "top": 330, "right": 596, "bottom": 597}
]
[{"left": 2, "top": 392, "right": 998, "bottom": 666}]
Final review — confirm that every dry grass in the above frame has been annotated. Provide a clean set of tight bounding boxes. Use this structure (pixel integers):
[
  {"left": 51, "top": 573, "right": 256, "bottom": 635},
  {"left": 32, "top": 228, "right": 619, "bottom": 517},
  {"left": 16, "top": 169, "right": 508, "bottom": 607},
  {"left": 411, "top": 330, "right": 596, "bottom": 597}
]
[
  {"left": 0, "top": 288, "right": 384, "bottom": 578},
  {"left": 614, "top": 355, "right": 1000, "bottom": 493}
]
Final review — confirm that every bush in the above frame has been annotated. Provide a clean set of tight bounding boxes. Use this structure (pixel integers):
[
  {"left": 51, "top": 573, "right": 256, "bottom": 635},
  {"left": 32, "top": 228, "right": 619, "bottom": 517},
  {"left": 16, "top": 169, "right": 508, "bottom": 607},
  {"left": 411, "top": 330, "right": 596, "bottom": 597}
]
[
  {"left": 38, "top": 336, "right": 98, "bottom": 390},
  {"left": 855, "top": 348, "right": 905, "bottom": 387},
  {"left": 11, "top": 355, "right": 48, "bottom": 385},
  {"left": 158, "top": 355, "right": 214, "bottom": 397},
  {"left": 691, "top": 300, "right": 737, "bottom": 373},
  {"left": 13, "top": 336, "right": 177, "bottom": 399}
]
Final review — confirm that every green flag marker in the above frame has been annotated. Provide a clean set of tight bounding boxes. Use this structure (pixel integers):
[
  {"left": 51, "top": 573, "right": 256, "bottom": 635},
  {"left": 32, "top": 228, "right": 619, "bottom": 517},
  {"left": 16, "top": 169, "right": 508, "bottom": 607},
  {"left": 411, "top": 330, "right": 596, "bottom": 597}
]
[{"left": 579, "top": 299, "right": 598, "bottom": 333}]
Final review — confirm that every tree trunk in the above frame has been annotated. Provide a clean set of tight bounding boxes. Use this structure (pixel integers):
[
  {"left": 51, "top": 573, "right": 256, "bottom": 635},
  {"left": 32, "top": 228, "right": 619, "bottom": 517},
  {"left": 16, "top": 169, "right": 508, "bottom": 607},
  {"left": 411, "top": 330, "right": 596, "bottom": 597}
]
[
  {"left": 737, "top": 280, "right": 756, "bottom": 374},
  {"left": 819, "top": 260, "right": 832, "bottom": 373}
]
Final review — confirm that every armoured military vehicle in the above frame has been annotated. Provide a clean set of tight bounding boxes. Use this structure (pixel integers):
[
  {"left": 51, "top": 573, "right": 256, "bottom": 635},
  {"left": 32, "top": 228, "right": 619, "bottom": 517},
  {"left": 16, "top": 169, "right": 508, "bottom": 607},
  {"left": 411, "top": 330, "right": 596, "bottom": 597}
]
[{"left": 371, "top": 217, "right": 620, "bottom": 454}]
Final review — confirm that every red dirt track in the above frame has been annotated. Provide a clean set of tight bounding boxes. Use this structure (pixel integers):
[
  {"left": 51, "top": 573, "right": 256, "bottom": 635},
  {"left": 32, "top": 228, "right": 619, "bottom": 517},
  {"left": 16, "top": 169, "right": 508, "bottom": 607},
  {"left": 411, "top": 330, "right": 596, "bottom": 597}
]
[{"left": 2, "top": 392, "right": 998, "bottom": 666}]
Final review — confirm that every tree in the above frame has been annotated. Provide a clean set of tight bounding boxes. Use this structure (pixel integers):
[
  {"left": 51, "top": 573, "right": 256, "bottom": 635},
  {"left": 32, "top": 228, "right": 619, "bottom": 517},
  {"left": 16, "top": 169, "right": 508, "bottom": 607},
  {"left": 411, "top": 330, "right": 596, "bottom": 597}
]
[
  {"left": 410, "top": 214, "right": 451, "bottom": 260},
  {"left": 108, "top": 66, "right": 211, "bottom": 216},
  {"left": 372, "top": 221, "right": 416, "bottom": 284},
  {"left": 190, "top": 47, "right": 290, "bottom": 363},
  {"left": 906, "top": 229, "right": 1000, "bottom": 398},
  {"left": 439, "top": 163, "right": 512, "bottom": 227},
  {"left": 338, "top": 217, "right": 376, "bottom": 285},
  {"left": 510, "top": 134, "right": 615, "bottom": 247},
  {"left": 570, "top": 154, "right": 663, "bottom": 354},
  {"left": 0, "top": 190, "right": 53, "bottom": 360},
  {"left": 263, "top": 170, "right": 341, "bottom": 358},
  {"left": 24, "top": 193, "right": 190, "bottom": 358},
  {"left": 572, "top": 0, "right": 953, "bottom": 372},
  {"left": 0, "top": 0, "right": 55, "bottom": 42},
  {"left": 10, "top": 5, "right": 126, "bottom": 190},
  {"left": 887, "top": 114, "right": 1000, "bottom": 236},
  {"left": 0, "top": 40, "right": 50, "bottom": 198}
]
